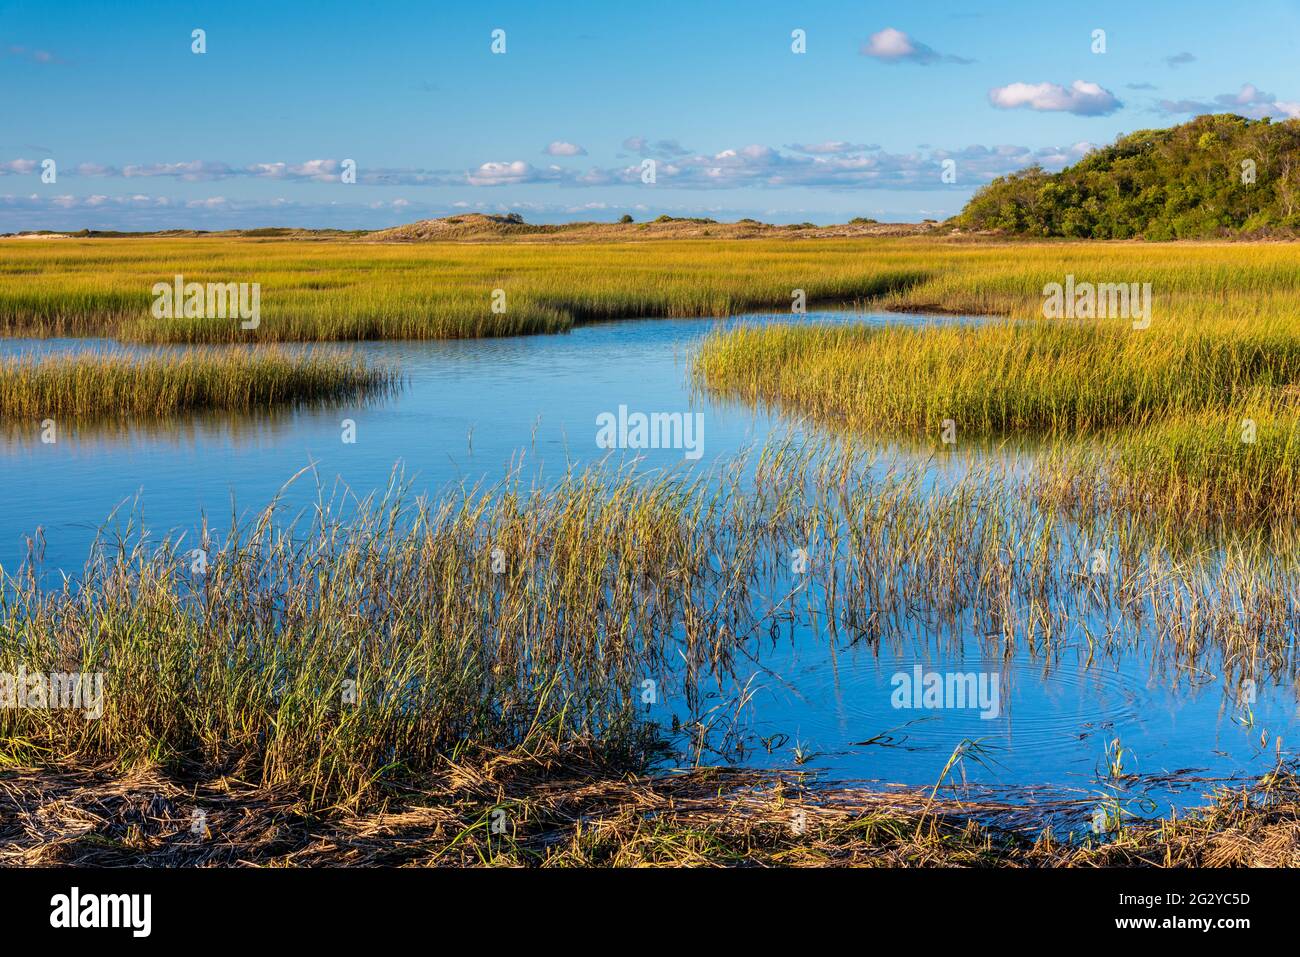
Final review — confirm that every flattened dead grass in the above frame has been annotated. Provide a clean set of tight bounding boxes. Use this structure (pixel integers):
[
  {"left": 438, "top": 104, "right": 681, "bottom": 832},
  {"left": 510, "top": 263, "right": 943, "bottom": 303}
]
[{"left": 5, "top": 755, "right": 1297, "bottom": 868}]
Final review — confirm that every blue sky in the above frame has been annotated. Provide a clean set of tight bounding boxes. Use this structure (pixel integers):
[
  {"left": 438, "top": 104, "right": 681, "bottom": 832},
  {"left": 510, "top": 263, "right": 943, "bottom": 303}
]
[{"left": 3, "top": 0, "right": 1298, "bottom": 229}]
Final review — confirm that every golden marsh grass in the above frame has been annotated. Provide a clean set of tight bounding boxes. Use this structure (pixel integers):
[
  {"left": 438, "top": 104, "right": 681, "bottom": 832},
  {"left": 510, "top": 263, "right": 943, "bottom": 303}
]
[
  {"left": 0, "top": 236, "right": 930, "bottom": 341},
  {"left": 0, "top": 348, "right": 398, "bottom": 420}
]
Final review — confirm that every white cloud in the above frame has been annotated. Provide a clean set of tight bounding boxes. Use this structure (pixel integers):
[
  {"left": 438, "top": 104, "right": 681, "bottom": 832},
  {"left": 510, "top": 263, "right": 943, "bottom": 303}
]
[
  {"left": 989, "top": 80, "right": 1122, "bottom": 116},
  {"left": 461, "top": 140, "right": 1092, "bottom": 191},
  {"left": 0, "top": 193, "right": 468, "bottom": 232},
  {"left": 863, "top": 27, "right": 918, "bottom": 59},
  {"left": 543, "top": 141, "right": 587, "bottom": 156},
  {"left": 242, "top": 160, "right": 342, "bottom": 181},
  {"left": 467, "top": 161, "right": 572, "bottom": 186},
  {"left": 861, "top": 28, "right": 971, "bottom": 65},
  {"left": 121, "top": 160, "right": 236, "bottom": 181},
  {"left": 467, "top": 160, "right": 533, "bottom": 186},
  {"left": 63, "top": 159, "right": 452, "bottom": 187}
]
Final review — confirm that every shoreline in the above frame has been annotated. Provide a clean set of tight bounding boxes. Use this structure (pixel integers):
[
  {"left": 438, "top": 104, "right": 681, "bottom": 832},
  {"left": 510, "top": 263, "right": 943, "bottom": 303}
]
[{"left": 4, "top": 758, "right": 1295, "bottom": 867}]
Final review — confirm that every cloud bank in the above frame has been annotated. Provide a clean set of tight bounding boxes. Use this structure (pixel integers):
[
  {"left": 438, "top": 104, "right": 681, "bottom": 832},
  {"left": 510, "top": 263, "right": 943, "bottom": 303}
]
[
  {"left": 1156, "top": 83, "right": 1300, "bottom": 120},
  {"left": 0, "top": 139, "right": 1097, "bottom": 195}
]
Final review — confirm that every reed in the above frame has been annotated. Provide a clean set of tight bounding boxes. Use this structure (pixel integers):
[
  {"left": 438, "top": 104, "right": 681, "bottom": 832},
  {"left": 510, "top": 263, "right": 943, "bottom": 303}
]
[
  {"left": 1032, "top": 406, "right": 1300, "bottom": 529},
  {"left": 0, "top": 464, "right": 759, "bottom": 807},
  {"left": 691, "top": 244, "right": 1300, "bottom": 526},
  {"left": 3, "top": 445, "right": 1295, "bottom": 810}
]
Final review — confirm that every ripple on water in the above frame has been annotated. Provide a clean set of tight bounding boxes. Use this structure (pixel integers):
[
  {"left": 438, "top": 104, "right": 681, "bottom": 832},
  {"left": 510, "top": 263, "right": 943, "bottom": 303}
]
[{"left": 737, "top": 644, "right": 1149, "bottom": 772}]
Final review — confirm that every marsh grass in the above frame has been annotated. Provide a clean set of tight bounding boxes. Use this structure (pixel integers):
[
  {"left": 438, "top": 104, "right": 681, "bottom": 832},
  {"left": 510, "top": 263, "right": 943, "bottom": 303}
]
[
  {"left": 694, "top": 319, "right": 1300, "bottom": 438},
  {"left": 2, "top": 445, "right": 1296, "bottom": 811},
  {"left": 7, "top": 235, "right": 1300, "bottom": 347},
  {"left": 695, "top": 267, "right": 1300, "bottom": 527},
  {"left": 0, "top": 463, "right": 775, "bottom": 808},
  {"left": 7, "top": 234, "right": 1300, "bottom": 857},
  {"left": 0, "top": 237, "right": 934, "bottom": 341},
  {"left": 1031, "top": 406, "right": 1300, "bottom": 529},
  {"left": 14, "top": 234, "right": 1300, "bottom": 526},
  {"left": 0, "top": 348, "right": 399, "bottom": 420}
]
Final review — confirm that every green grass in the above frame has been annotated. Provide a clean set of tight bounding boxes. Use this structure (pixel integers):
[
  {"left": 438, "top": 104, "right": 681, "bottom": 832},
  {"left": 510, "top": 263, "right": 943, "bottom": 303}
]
[
  {"left": 695, "top": 309, "right": 1300, "bottom": 526},
  {"left": 0, "top": 464, "right": 743, "bottom": 807},
  {"left": 0, "top": 348, "right": 398, "bottom": 420},
  {"left": 683, "top": 238, "right": 1300, "bottom": 526}
]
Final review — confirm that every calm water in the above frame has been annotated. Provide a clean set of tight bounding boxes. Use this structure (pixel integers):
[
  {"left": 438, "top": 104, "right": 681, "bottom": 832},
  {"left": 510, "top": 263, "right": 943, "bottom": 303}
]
[{"left": 0, "top": 309, "right": 1293, "bottom": 824}]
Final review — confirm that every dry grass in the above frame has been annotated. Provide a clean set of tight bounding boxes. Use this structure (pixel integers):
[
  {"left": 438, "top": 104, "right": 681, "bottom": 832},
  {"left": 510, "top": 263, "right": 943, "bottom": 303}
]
[{"left": 5, "top": 753, "right": 1297, "bottom": 867}]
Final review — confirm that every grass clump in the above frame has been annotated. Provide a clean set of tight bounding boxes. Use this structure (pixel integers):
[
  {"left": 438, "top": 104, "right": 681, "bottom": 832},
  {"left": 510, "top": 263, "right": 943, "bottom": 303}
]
[
  {"left": 0, "top": 348, "right": 398, "bottom": 420},
  {"left": 0, "top": 465, "right": 766, "bottom": 808}
]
